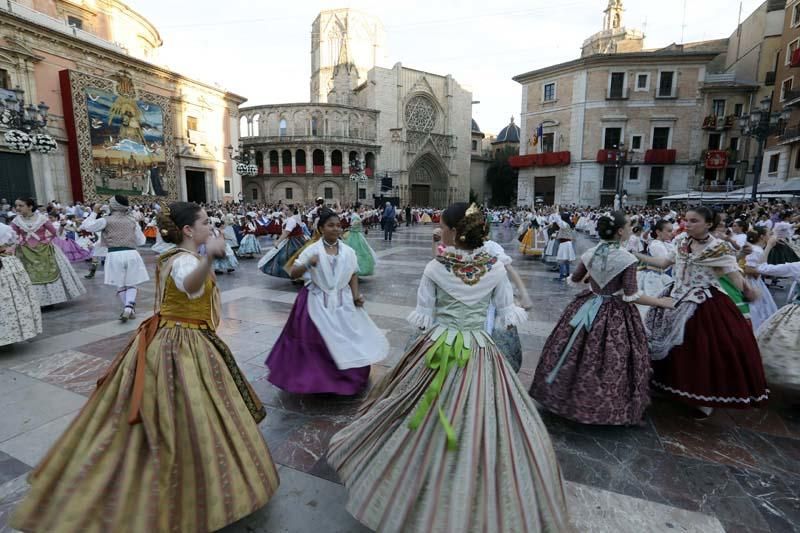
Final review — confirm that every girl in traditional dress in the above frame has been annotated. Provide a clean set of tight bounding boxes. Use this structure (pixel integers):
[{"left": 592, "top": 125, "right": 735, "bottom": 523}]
[
  {"left": 750, "top": 236, "right": 800, "bottom": 391},
  {"left": 637, "top": 206, "right": 768, "bottom": 417},
  {"left": 51, "top": 214, "right": 92, "bottom": 263},
  {"left": 744, "top": 228, "right": 778, "bottom": 332},
  {"left": 343, "top": 207, "right": 377, "bottom": 276},
  {"left": 518, "top": 216, "right": 545, "bottom": 258},
  {"left": 212, "top": 218, "right": 239, "bottom": 275},
  {"left": 637, "top": 219, "right": 675, "bottom": 321},
  {"left": 258, "top": 208, "right": 308, "bottom": 279},
  {"left": 11, "top": 202, "right": 279, "bottom": 533},
  {"left": 0, "top": 222, "right": 42, "bottom": 346},
  {"left": 327, "top": 203, "right": 569, "bottom": 533},
  {"left": 555, "top": 228, "right": 576, "bottom": 281},
  {"left": 80, "top": 196, "right": 148, "bottom": 321},
  {"left": 11, "top": 198, "right": 85, "bottom": 307},
  {"left": 265, "top": 208, "right": 388, "bottom": 395},
  {"left": 531, "top": 212, "right": 675, "bottom": 425},
  {"left": 237, "top": 214, "right": 261, "bottom": 258}
]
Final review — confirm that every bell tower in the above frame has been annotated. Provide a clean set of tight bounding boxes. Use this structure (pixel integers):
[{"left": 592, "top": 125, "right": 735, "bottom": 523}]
[
  {"left": 581, "top": 0, "right": 643, "bottom": 57},
  {"left": 603, "top": 0, "right": 623, "bottom": 31}
]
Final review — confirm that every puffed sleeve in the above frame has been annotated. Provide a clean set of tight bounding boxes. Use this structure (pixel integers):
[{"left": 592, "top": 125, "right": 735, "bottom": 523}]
[
  {"left": 284, "top": 217, "right": 297, "bottom": 232},
  {"left": 407, "top": 273, "right": 436, "bottom": 329},
  {"left": 170, "top": 254, "right": 204, "bottom": 299},
  {"left": 492, "top": 275, "right": 528, "bottom": 329},
  {"left": 79, "top": 212, "right": 107, "bottom": 232},
  {"left": 621, "top": 263, "right": 643, "bottom": 302},
  {"left": 566, "top": 261, "right": 588, "bottom": 288}
]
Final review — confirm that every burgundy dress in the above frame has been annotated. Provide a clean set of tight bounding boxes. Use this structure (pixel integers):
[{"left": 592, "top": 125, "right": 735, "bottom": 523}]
[{"left": 530, "top": 260, "right": 651, "bottom": 425}]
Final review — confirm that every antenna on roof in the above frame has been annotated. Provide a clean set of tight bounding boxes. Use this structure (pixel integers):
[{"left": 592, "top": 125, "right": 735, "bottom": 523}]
[{"left": 680, "top": 0, "right": 687, "bottom": 43}]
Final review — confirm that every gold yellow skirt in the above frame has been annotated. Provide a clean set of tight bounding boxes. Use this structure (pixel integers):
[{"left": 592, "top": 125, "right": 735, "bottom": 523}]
[
  {"left": 519, "top": 229, "right": 543, "bottom": 256},
  {"left": 11, "top": 320, "right": 279, "bottom": 533}
]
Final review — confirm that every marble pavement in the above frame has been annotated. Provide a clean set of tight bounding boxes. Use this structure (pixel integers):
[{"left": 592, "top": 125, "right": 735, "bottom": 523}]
[{"left": 0, "top": 224, "right": 797, "bottom": 532}]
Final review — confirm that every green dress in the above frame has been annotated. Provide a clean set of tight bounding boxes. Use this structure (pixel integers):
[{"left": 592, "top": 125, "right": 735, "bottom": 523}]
[{"left": 344, "top": 213, "right": 376, "bottom": 276}]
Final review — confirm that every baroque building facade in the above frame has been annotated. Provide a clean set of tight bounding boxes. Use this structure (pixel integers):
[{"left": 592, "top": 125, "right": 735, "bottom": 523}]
[
  {"left": 0, "top": 0, "right": 245, "bottom": 205},
  {"left": 241, "top": 8, "right": 472, "bottom": 208},
  {"left": 512, "top": 0, "right": 785, "bottom": 206}
]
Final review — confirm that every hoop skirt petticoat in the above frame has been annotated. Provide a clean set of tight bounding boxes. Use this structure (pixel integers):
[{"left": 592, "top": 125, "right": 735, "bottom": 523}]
[
  {"left": 265, "top": 286, "right": 370, "bottom": 394},
  {"left": 531, "top": 289, "right": 651, "bottom": 425},
  {"left": 10, "top": 254, "right": 279, "bottom": 533},
  {"left": 326, "top": 331, "right": 569, "bottom": 533},
  {"left": 237, "top": 234, "right": 261, "bottom": 256},
  {"left": 757, "top": 303, "right": 800, "bottom": 390},
  {"left": 0, "top": 255, "right": 42, "bottom": 346},
  {"left": 52, "top": 237, "right": 92, "bottom": 263},
  {"left": 648, "top": 287, "right": 768, "bottom": 408},
  {"left": 17, "top": 243, "right": 85, "bottom": 307},
  {"left": 344, "top": 230, "right": 377, "bottom": 276}
]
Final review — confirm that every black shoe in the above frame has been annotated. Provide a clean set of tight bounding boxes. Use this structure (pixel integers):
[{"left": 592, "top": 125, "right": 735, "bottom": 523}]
[
  {"left": 227, "top": 269, "right": 235, "bottom": 273},
  {"left": 85, "top": 270, "right": 96, "bottom": 279},
  {"left": 214, "top": 270, "right": 223, "bottom": 275}
]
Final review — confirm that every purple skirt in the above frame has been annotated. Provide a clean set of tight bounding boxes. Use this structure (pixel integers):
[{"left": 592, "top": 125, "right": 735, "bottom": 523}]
[{"left": 265, "top": 286, "right": 370, "bottom": 395}]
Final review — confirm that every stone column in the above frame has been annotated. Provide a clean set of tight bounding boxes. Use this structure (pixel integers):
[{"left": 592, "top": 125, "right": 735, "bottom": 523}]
[
  {"left": 324, "top": 148, "right": 332, "bottom": 174},
  {"left": 307, "top": 146, "right": 314, "bottom": 174},
  {"left": 291, "top": 149, "right": 297, "bottom": 174}
]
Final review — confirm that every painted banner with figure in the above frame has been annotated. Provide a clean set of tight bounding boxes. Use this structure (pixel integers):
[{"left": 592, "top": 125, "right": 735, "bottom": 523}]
[{"left": 60, "top": 69, "right": 176, "bottom": 203}]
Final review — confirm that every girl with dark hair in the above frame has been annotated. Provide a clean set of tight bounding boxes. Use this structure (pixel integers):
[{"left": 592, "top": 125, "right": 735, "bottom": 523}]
[
  {"left": 237, "top": 213, "right": 261, "bottom": 258},
  {"left": 343, "top": 205, "right": 378, "bottom": 276},
  {"left": 265, "top": 208, "right": 388, "bottom": 394},
  {"left": 743, "top": 228, "right": 778, "bottom": 331},
  {"left": 0, "top": 221, "right": 42, "bottom": 346},
  {"left": 11, "top": 197, "right": 85, "bottom": 306},
  {"left": 636, "top": 218, "right": 675, "bottom": 321},
  {"left": 258, "top": 205, "right": 308, "bottom": 279},
  {"left": 327, "top": 203, "right": 569, "bottom": 533},
  {"left": 637, "top": 206, "right": 768, "bottom": 417},
  {"left": 12, "top": 201, "right": 279, "bottom": 532},
  {"left": 531, "top": 211, "right": 674, "bottom": 425}
]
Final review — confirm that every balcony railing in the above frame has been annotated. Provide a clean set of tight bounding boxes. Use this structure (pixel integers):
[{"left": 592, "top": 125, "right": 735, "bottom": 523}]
[
  {"left": 779, "top": 125, "right": 800, "bottom": 143},
  {"left": 242, "top": 133, "right": 379, "bottom": 143},
  {"left": 509, "top": 151, "right": 571, "bottom": 169},
  {"left": 644, "top": 149, "right": 677, "bottom": 164},
  {"left": 702, "top": 115, "right": 736, "bottom": 130},
  {"left": 0, "top": 1, "right": 129, "bottom": 55}
]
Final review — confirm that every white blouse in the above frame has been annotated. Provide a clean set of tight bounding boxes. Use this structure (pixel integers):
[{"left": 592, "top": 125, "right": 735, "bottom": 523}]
[{"left": 171, "top": 253, "right": 204, "bottom": 299}]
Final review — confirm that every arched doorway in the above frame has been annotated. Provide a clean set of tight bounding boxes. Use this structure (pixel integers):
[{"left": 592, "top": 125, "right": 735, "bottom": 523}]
[{"left": 408, "top": 152, "right": 449, "bottom": 207}]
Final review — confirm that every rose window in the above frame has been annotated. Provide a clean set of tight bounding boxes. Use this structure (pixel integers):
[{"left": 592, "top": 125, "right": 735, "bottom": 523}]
[{"left": 405, "top": 96, "right": 436, "bottom": 132}]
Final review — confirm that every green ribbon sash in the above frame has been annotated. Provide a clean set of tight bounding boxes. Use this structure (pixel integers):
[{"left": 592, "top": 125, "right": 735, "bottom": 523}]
[
  {"left": 408, "top": 330, "right": 472, "bottom": 451},
  {"left": 17, "top": 243, "right": 60, "bottom": 285}
]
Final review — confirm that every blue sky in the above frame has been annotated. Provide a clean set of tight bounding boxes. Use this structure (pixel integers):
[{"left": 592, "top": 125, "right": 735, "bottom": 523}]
[{"left": 133, "top": 0, "right": 764, "bottom": 135}]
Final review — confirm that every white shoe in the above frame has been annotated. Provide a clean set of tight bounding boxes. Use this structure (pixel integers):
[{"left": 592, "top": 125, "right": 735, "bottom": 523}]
[{"left": 120, "top": 306, "right": 134, "bottom": 322}]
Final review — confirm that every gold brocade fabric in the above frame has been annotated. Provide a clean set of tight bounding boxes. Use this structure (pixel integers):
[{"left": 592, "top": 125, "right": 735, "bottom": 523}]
[{"left": 11, "top": 250, "right": 278, "bottom": 533}]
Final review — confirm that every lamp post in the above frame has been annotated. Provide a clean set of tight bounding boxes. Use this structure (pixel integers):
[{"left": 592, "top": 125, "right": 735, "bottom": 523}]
[
  {"left": 349, "top": 158, "right": 367, "bottom": 206},
  {"left": 0, "top": 85, "right": 55, "bottom": 153},
  {"left": 738, "top": 95, "right": 790, "bottom": 201},
  {"left": 227, "top": 144, "right": 257, "bottom": 177}
]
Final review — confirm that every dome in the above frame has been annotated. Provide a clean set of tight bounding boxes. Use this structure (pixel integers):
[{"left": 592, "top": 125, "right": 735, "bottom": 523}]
[
  {"left": 471, "top": 119, "right": 482, "bottom": 133},
  {"left": 494, "top": 116, "right": 520, "bottom": 144}
]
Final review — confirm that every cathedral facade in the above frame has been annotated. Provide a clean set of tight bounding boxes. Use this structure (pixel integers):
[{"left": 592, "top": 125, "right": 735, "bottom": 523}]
[{"left": 241, "top": 9, "right": 472, "bottom": 207}]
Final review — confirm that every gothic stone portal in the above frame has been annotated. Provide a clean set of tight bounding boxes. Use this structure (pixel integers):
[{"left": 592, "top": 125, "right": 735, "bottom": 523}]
[{"left": 409, "top": 152, "right": 448, "bottom": 207}]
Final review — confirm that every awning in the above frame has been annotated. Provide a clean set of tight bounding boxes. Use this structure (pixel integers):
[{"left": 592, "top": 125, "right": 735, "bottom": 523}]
[{"left": 759, "top": 178, "right": 800, "bottom": 194}]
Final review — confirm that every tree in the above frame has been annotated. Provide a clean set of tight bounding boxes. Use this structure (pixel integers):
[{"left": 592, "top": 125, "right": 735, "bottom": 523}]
[{"left": 485, "top": 146, "right": 518, "bottom": 206}]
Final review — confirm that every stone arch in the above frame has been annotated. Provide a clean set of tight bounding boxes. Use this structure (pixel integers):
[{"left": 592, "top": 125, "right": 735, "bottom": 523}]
[
  {"left": 271, "top": 180, "right": 304, "bottom": 203},
  {"left": 295, "top": 149, "right": 306, "bottom": 171},
  {"left": 252, "top": 113, "right": 260, "bottom": 137},
  {"left": 317, "top": 180, "right": 341, "bottom": 203},
  {"left": 293, "top": 110, "right": 306, "bottom": 135},
  {"left": 239, "top": 115, "right": 249, "bottom": 137},
  {"left": 408, "top": 151, "right": 449, "bottom": 207},
  {"left": 265, "top": 112, "right": 279, "bottom": 136},
  {"left": 365, "top": 152, "right": 375, "bottom": 176},
  {"left": 311, "top": 112, "right": 322, "bottom": 136},
  {"left": 243, "top": 179, "right": 263, "bottom": 201},
  {"left": 281, "top": 149, "right": 292, "bottom": 173},
  {"left": 349, "top": 112, "right": 361, "bottom": 138},
  {"left": 255, "top": 150, "right": 264, "bottom": 174},
  {"left": 312, "top": 149, "right": 325, "bottom": 173},
  {"left": 268, "top": 150, "right": 279, "bottom": 173},
  {"left": 279, "top": 117, "right": 288, "bottom": 137},
  {"left": 331, "top": 149, "right": 343, "bottom": 174}
]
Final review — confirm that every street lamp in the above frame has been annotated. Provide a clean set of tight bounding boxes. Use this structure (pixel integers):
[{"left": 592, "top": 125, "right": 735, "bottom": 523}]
[
  {"left": 227, "top": 144, "right": 258, "bottom": 177},
  {"left": 738, "top": 95, "right": 783, "bottom": 201},
  {"left": 0, "top": 86, "right": 56, "bottom": 153},
  {"left": 349, "top": 158, "right": 367, "bottom": 206}
]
